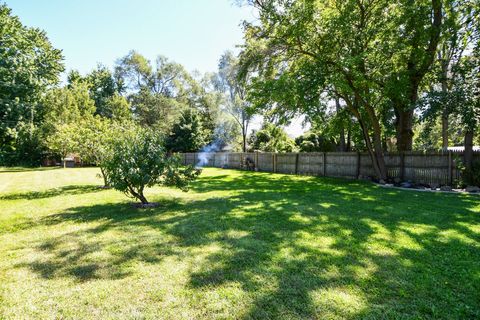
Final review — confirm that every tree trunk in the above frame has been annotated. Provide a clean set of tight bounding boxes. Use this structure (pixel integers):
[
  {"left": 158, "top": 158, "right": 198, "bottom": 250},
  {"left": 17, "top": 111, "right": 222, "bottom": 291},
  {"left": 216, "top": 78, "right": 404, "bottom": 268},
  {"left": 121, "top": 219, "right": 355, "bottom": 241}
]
[
  {"left": 100, "top": 167, "right": 110, "bottom": 187},
  {"left": 346, "top": 126, "right": 351, "bottom": 152},
  {"left": 464, "top": 130, "right": 474, "bottom": 172},
  {"left": 358, "top": 118, "right": 387, "bottom": 181},
  {"left": 127, "top": 184, "right": 149, "bottom": 204},
  {"left": 442, "top": 109, "right": 449, "bottom": 149},
  {"left": 242, "top": 127, "right": 247, "bottom": 153},
  {"left": 363, "top": 101, "right": 388, "bottom": 180},
  {"left": 371, "top": 127, "right": 388, "bottom": 181},
  {"left": 136, "top": 192, "right": 149, "bottom": 205},
  {"left": 395, "top": 109, "right": 414, "bottom": 152},
  {"left": 441, "top": 54, "right": 449, "bottom": 150},
  {"left": 348, "top": 104, "right": 387, "bottom": 181},
  {"left": 335, "top": 97, "right": 346, "bottom": 152}
]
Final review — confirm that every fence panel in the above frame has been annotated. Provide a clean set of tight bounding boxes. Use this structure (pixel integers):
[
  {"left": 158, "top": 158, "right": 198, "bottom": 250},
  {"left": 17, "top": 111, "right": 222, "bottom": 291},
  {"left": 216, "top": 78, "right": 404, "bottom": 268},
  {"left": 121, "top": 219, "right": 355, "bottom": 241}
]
[
  {"left": 225, "top": 153, "right": 242, "bottom": 169},
  {"left": 297, "top": 153, "right": 324, "bottom": 175},
  {"left": 404, "top": 152, "right": 450, "bottom": 185},
  {"left": 325, "top": 152, "right": 358, "bottom": 178},
  {"left": 359, "top": 153, "right": 375, "bottom": 178},
  {"left": 184, "top": 153, "right": 196, "bottom": 166},
  {"left": 257, "top": 152, "right": 274, "bottom": 172},
  {"left": 180, "top": 151, "right": 480, "bottom": 186},
  {"left": 384, "top": 153, "right": 401, "bottom": 180},
  {"left": 213, "top": 153, "right": 228, "bottom": 168},
  {"left": 276, "top": 153, "right": 297, "bottom": 174}
]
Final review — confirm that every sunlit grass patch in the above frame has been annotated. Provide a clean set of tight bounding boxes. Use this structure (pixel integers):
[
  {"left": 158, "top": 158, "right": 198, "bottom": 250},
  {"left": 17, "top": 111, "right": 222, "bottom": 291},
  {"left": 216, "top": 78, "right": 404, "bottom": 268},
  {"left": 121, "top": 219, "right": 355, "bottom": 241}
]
[{"left": 0, "top": 167, "right": 479, "bottom": 319}]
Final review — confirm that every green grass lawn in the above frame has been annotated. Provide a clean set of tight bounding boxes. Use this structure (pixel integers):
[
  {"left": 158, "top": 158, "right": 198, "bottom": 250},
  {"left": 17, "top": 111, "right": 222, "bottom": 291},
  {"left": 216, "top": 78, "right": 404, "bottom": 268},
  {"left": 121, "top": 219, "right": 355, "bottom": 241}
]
[{"left": 0, "top": 167, "right": 479, "bottom": 319}]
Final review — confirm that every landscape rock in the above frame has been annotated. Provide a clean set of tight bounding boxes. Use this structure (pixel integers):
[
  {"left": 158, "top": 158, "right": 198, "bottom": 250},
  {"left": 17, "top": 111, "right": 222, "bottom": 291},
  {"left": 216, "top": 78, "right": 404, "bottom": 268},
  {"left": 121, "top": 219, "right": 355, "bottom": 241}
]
[
  {"left": 440, "top": 186, "right": 452, "bottom": 192},
  {"left": 400, "top": 182, "right": 412, "bottom": 188},
  {"left": 466, "top": 186, "right": 480, "bottom": 193},
  {"left": 379, "top": 179, "right": 386, "bottom": 185},
  {"left": 430, "top": 183, "right": 439, "bottom": 190}
]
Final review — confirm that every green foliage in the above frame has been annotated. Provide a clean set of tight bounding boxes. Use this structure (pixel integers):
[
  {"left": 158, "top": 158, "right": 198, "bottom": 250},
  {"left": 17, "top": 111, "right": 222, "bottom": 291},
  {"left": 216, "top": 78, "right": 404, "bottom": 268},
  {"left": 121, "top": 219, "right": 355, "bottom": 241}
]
[
  {"left": 44, "top": 122, "right": 79, "bottom": 164},
  {"left": 463, "top": 161, "right": 480, "bottom": 187},
  {"left": 239, "top": 0, "right": 446, "bottom": 178},
  {"left": 85, "top": 65, "right": 121, "bottom": 117},
  {"left": 131, "top": 90, "right": 182, "bottom": 130},
  {"left": 295, "top": 132, "right": 336, "bottom": 152},
  {"left": 0, "top": 122, "right": 44, "bottom": 166},
  {"left": 414, "top": 115, "right": 464, "bottom": 151},
  {"left": 66, "top": 67, "right": 125, "bottom": 119},
  {"left": 420, "top": 54, "right": 479, "bottom": 134},
  {"left": 249, "top": 123, "right": 296, "bottom": 152},
  {"left": 457, "top": 160, "right": 480, "bottom": 187},
  {"left": 42, "top": 81, "right": 96, "bottom": 126},
  {"left": 115, "top": 51, "right": 195, "bottom": 131},
  {"left": 215, "top": 51, "right": 252, "bottom": 151},
  {"left": 165, "top": 109, "right": 207, "bottom": 152},
  {"left": 74, "top": 117, "right": 124, "bottom": 186},
  {"left": 102, "top": 127, "right": 200, "bottom": 204},
  {"left": 0, "top": 4, "right": 64, "bottom": 164},
  {"left": 103, "top": 94, "right": 132, "bottom": 121}
]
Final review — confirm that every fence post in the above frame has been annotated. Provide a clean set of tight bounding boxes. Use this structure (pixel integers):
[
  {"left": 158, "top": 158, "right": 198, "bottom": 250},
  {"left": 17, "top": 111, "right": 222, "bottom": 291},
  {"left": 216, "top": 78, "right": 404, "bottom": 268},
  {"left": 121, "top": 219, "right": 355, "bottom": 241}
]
[
  {"left": 193, "top": 153, "right": 196, "bottom": 166},
  {"left": 400, "top": 152, "right": 405, "bottom": 181},
  {"left": 212, "top": 153, "right": 215, "bottom": 167},
  {"left": 448, "top": 150, "right": 452, "bottom": 185},
  {"left": 295, "top": 153, "right": 299, "bottom": 175},
  {"left": 255, "top": 151, "right": 259, "bottom": 171},
  {"left": 323, "top": 152, "right": 327, "bottom": 176},
  {"left": 273, "top": 153, "right": 277, "bottom": 173},
  {"left": 356, "top": 152, "right": 361, "bottom": 179}
]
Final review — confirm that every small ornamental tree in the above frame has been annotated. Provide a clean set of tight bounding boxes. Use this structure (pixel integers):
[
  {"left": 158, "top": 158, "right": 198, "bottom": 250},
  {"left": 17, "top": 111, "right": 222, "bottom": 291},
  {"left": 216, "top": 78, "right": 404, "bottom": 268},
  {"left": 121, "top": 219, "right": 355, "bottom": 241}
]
[
  {"left": 75, "top": 116, "right": 119, "bottom": 187},
  {"left": 102, "top": 127, "right": 200, "bottom": 206}
]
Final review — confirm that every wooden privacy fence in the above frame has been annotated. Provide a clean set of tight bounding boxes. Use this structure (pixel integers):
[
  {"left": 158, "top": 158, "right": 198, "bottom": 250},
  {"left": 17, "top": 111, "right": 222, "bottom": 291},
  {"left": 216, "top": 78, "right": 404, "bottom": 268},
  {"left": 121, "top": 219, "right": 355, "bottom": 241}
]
[{"left": 181, "top": 151, "right": 480, "bottom": 186}]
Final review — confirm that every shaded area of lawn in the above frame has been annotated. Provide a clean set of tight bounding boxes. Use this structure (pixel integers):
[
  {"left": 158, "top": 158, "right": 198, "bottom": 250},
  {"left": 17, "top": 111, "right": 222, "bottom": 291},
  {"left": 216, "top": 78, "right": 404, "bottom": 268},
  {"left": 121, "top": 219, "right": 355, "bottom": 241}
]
[
  {"left": 0, "top": 166, "right": 61, "bottom": 173},
  {"left": 4, "top": 170, "right": 477, "bottom": 319},
  {"left": 0, "top": 184, "right": 103, "bottom": 201}
]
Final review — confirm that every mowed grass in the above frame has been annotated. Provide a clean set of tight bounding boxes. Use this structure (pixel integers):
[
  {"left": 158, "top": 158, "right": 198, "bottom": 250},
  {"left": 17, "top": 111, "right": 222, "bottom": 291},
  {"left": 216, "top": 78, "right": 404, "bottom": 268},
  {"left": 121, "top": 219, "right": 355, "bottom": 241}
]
[{"left": 0, "top": 167, "right": 479, "bottom": 319}]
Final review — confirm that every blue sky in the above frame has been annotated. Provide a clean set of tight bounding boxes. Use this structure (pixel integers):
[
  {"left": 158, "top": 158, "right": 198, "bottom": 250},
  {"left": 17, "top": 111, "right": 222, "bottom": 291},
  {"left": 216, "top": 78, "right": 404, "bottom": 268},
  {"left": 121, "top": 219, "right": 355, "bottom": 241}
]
[
  {"left": 5, "top": 0, "right": 307, "bottom": 136},
  {"left": 5, "top": 0, "right": 255, "bottom": 74}
]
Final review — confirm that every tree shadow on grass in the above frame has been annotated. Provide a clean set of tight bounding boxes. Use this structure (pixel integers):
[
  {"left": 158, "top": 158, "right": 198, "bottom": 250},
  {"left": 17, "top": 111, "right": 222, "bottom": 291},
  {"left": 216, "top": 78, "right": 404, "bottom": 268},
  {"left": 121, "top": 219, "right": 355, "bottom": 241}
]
[
  {"left": 0, "top": 167, "right": 61, "bottom": 173},
  {"left": 16, "top": 170, "right": 480, "bottom": 318},
  {"left": 0, "top": 184, "right": 104, "bottom": 201}
]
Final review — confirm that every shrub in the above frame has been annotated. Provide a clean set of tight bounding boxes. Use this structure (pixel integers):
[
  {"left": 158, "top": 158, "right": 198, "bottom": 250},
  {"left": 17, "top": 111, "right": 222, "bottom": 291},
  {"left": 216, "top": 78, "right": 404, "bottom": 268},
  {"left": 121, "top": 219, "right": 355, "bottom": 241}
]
[
  {"left": 102, "top": 127, "right": 200, "bottom": 205},
  {"left": 462, "top": 161, "right": 480, "bottom": 187}
]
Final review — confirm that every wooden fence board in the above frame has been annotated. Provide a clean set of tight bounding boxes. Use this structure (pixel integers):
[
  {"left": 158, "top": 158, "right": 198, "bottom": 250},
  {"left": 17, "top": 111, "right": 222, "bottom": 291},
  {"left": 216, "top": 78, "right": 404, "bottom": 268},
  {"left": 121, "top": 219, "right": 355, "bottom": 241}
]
[{"left": 180, "top": 151, "right": 480, "bottom": 186}]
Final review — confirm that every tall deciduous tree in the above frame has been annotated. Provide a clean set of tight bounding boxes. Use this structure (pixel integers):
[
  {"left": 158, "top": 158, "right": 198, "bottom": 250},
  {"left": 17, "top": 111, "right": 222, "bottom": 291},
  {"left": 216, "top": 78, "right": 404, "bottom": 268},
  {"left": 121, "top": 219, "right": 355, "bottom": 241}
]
[
  {"left": 86, "top": 65, "right": 122, "bottom": 118},
  {"left": 42, "top": 81, "right": 96, "bottom": 126},
  {"left": 239, "top": 0, "right": 444, "bottom": 179},
  {"left": 115, "top": 51, "right": 194, "bottom": 131},
  {"left": 0, "top": 4, "right": 63, "bottom": 164},
  {"left": 422, "top": 0, "right": 476, "bottom": 149},
  {"left": 215, "top": 51, "right": 252, "bottom": 152}
]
